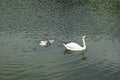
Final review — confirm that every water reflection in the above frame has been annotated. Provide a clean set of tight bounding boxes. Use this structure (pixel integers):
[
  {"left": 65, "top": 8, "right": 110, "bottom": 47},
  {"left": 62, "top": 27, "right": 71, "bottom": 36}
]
[{"left": 64, "top": 49, "right": 87, "bottom": 60}]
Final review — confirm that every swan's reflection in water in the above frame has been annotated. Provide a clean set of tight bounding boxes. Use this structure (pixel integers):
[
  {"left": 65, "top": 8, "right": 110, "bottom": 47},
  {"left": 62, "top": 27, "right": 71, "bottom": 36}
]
[{"left": 64, "top": 49, "right": 87, "bottom": 60}]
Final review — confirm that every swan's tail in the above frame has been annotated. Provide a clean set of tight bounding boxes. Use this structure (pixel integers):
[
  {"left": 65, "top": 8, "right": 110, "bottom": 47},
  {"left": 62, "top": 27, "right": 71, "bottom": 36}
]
[
  {"left": 62, "top": 43, "right": 70, "bottom": 50},
  {"left": 62, "top": 43, "right": 66, "bottom": 46}
]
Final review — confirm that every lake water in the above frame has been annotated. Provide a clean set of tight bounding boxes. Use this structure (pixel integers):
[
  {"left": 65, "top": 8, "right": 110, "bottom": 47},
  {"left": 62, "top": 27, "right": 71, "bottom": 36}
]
[{"left": 0, "top": 0, "right": 120, "bottom": 80}]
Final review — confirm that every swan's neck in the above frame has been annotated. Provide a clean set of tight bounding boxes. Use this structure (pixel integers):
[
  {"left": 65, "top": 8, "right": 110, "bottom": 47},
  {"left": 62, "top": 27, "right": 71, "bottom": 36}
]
[{"left": 82, "top": 38, "right": 86, "bottom": 49}]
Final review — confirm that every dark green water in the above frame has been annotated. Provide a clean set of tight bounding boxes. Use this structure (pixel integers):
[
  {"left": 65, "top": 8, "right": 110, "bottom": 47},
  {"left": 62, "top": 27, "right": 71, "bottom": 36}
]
[{"left": 0, "top": 0, "right": 120, "bottom": 80}]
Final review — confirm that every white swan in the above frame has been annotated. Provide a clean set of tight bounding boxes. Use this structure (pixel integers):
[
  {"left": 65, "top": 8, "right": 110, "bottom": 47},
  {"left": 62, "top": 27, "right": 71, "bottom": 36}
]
[
  {"left": 39, "top": 40, "right": 55, "bottom": 46},
  {"left": 63, "top": 36, "right": 87, "bottom": 51}
]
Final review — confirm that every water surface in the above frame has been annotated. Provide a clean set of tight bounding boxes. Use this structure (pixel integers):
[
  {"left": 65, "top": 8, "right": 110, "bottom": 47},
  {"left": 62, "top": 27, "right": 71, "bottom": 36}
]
[{"left": 0, "top": 0, "right": 120, "bottom": 80}]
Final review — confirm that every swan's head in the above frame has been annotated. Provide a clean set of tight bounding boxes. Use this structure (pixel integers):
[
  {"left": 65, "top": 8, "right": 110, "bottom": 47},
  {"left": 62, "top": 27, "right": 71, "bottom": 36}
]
[{"left": 82, "top": 36, "right": 88, "bottom": 40}]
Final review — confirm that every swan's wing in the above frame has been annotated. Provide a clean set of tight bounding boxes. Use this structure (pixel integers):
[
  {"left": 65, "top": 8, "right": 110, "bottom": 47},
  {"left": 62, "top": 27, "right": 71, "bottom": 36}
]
[
  {"left": 39, "top": 41, "right": 48, "bottom": 46},
  {"left": 40, "top": 41, "right": 48, "bottom": 43},
  {"left": 66, "top": 42, "right": 82, "bottom": 48},
  {"left": 48, "top": 40, "right": 55, "bottom": 43},
  {"left": 64, "top": 42, "right": 83, "bottom": 50}
]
